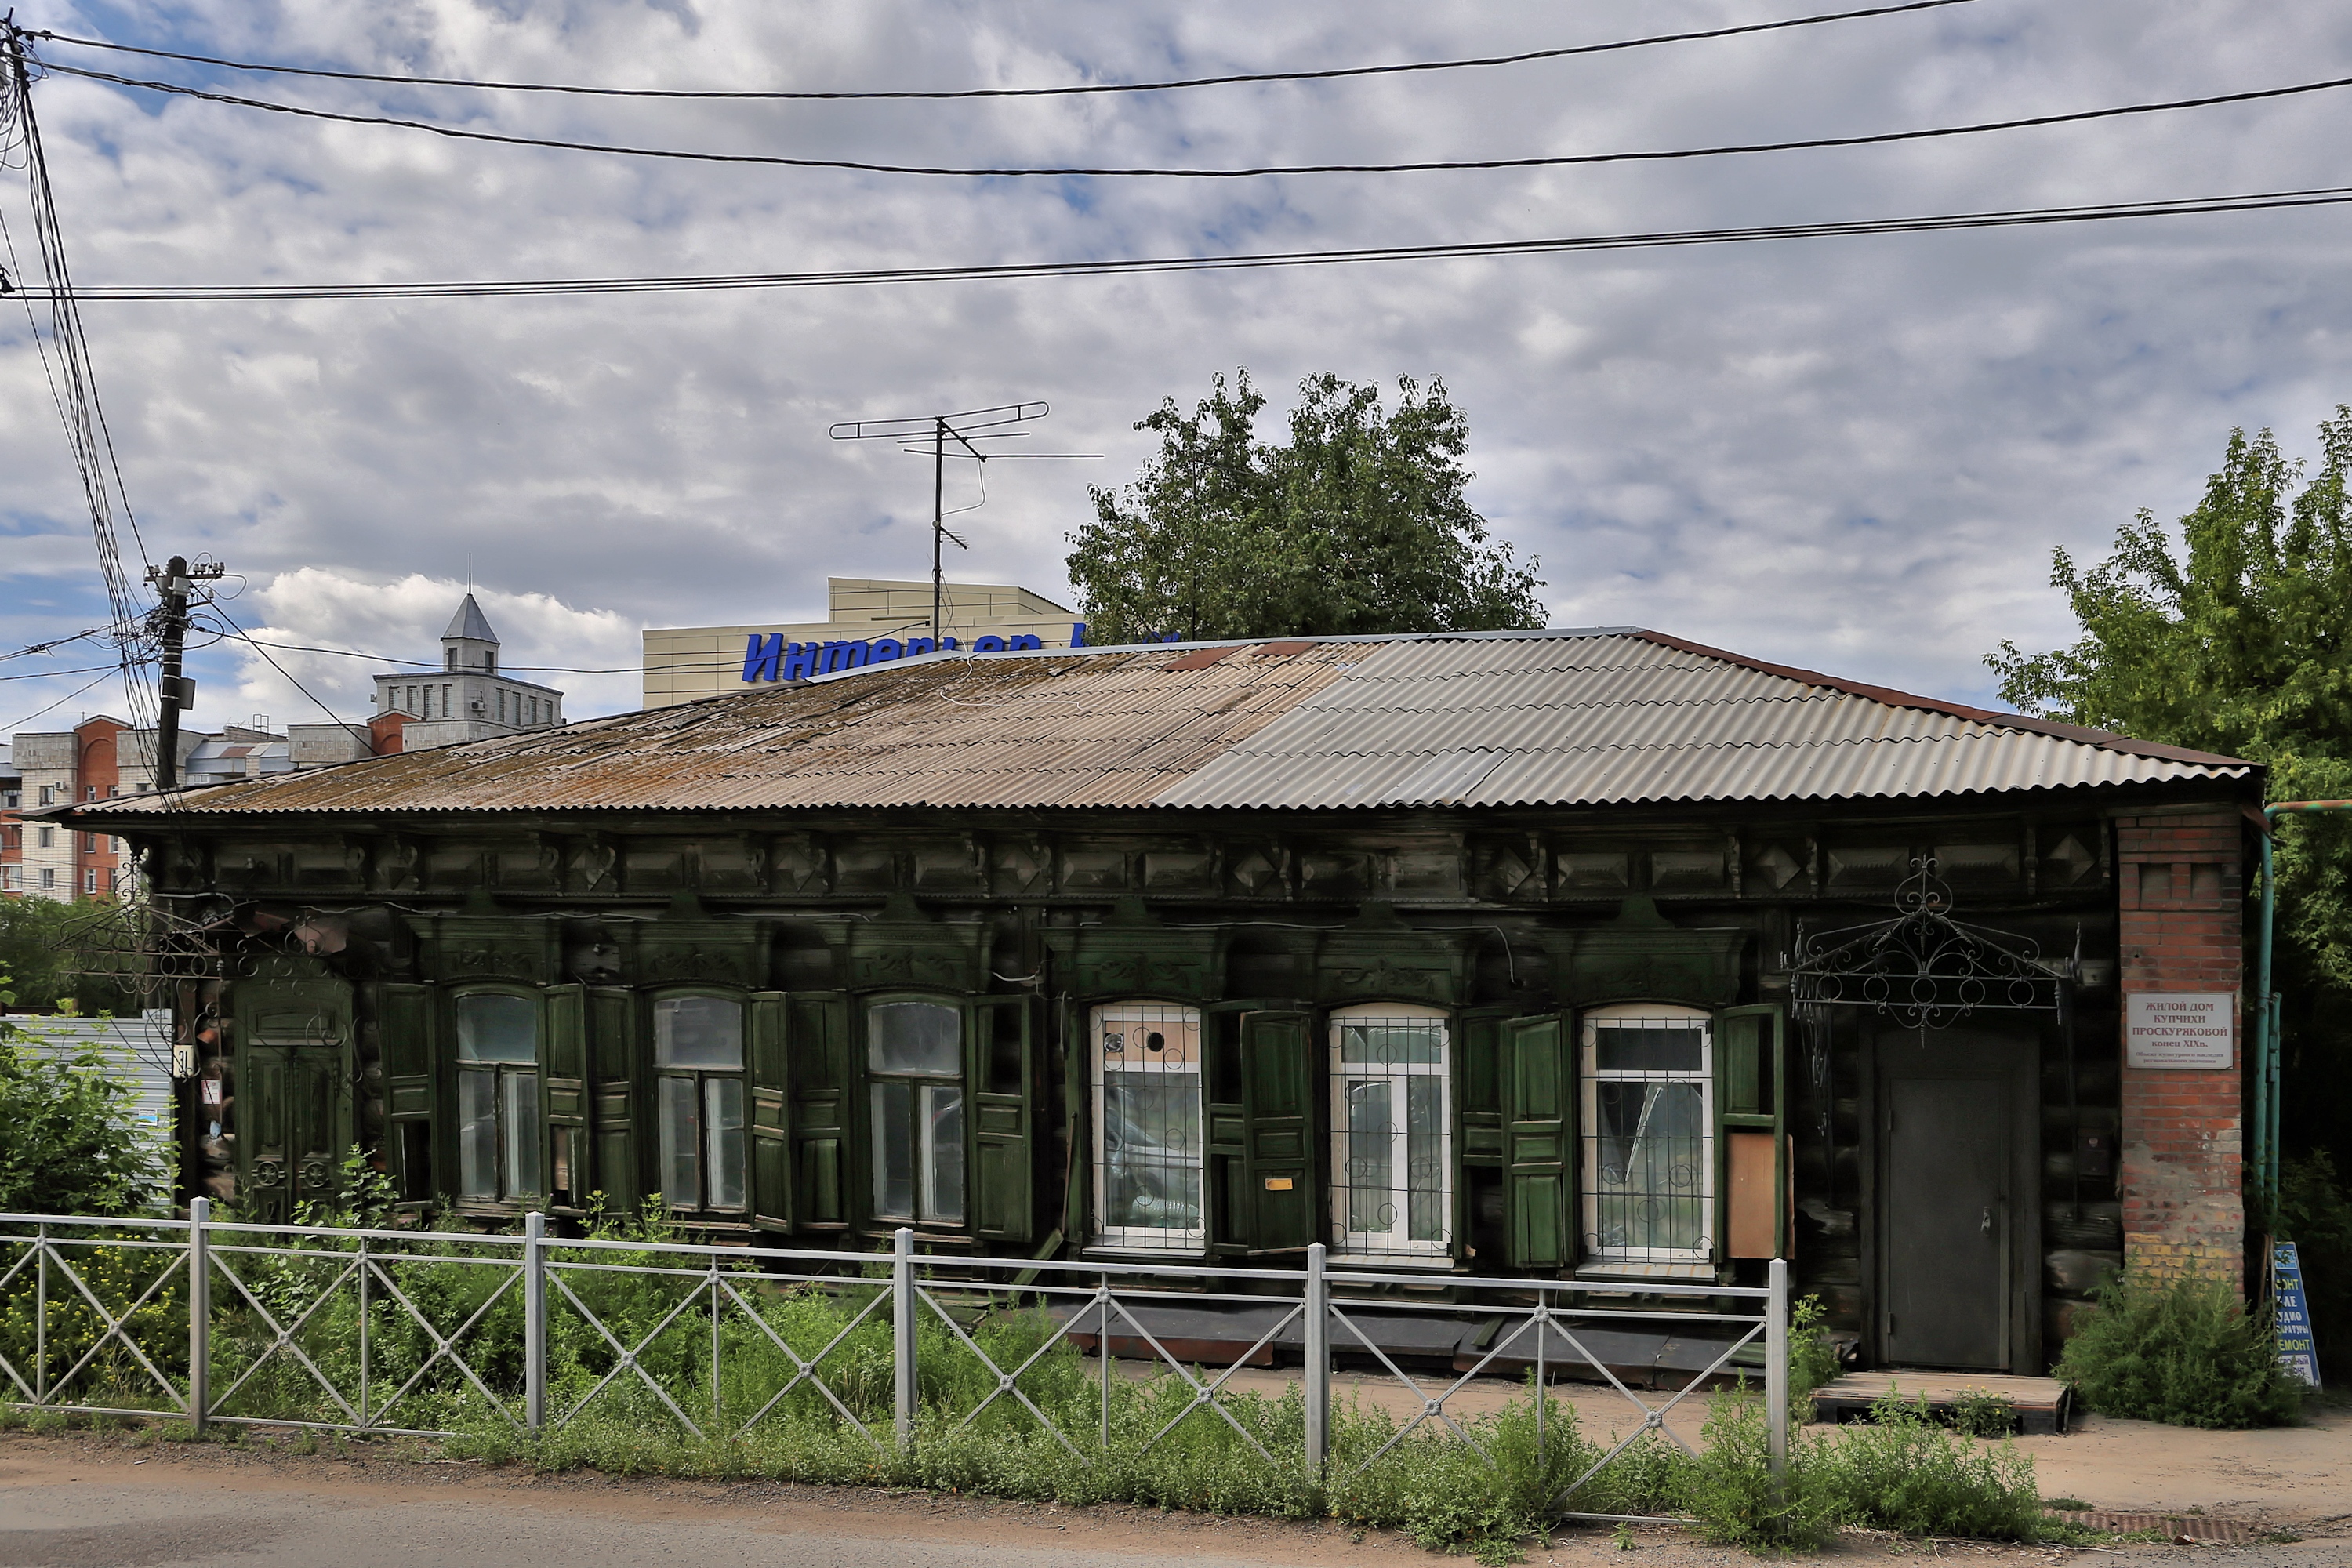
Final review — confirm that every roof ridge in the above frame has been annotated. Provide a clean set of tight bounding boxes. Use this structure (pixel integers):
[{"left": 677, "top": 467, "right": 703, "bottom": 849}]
[{"left": 1628, "top": 630, "right": 2250, "bottom": 768}]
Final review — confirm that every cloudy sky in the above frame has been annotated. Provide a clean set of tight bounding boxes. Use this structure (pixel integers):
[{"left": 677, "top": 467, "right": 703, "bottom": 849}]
[{"left": 2, "top": 0, "right": 2349, "bottom": 736}]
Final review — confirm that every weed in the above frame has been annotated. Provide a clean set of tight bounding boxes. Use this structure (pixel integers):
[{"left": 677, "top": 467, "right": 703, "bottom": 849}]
[
  {"left": 2261, "top": 1529, "right": 2306, "bottom": 1544},
  {"left": 1609, "top": 1522, "right": 1635, "bottom": 1550},
  {"left": 1816, "top": 1394, "right": 2043, "bottom": 1541},
  {"left": 2056, "top": 1269, "right": 2303, "bottom": 1428},
  {"left": 1945, "top": 1389, "right": 2016, "bottom": 1438},
  {"left": 1787, "top": 1296, "right": 1842, "bottom": 1401},
  {"left": 1682, "top": 1393, "right": 1838, "bottom": 1551},
  {"left": 2043, "top": 1496, "right": 2090, "bottom": 1510}
]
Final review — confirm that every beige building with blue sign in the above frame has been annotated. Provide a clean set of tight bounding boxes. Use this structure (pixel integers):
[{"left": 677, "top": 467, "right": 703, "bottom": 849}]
[{"left": 640, "top": 578, "right": 1083, "bottom": 707}]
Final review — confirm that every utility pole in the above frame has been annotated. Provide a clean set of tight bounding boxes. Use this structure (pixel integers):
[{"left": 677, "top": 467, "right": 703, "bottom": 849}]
[
  {"left": 143, "top": 554, "right": 225, "bottom": 790},
  {"left": 828, "top": 403, "right": 1095, "bottom": 644}
]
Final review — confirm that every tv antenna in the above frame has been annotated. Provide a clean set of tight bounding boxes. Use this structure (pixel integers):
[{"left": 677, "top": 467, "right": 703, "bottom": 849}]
[{"left": 828, "top": 401, "right": 1099, "bottom": 641}]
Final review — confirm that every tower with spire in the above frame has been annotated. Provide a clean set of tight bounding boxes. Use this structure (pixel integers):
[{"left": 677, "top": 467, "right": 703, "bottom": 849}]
[{"left": 373, "top": 592, "right": 567, "bottom": 752}]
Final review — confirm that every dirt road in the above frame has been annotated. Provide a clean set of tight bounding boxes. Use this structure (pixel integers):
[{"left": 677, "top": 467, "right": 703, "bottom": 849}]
[{"left": 0, "top": 1428, "right": 2343, "bottom": 1568}]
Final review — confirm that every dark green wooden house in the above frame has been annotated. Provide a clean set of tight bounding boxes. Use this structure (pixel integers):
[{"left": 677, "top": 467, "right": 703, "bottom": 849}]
[{"left": 61, "top": 629, "right": 2260, "bottom": 1373}]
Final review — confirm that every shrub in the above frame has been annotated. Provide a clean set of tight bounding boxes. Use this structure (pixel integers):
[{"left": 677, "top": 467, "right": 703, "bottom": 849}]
[
  {"left": 1683, "top": 1394, "right": 1838, "bottom": 1551},
  {"left": 1788, "top": 1294, "right": 1843, "bottom": 1400},
  {"left": 0, "top": 1013, "right": 162, "bottom": 1216},
  {"left": 2056, "top": 1269, "right": 2304, "bottom": 1428},
  {"left": 1819, "top": 1393, "right": 2043, "bottom": 1540}
]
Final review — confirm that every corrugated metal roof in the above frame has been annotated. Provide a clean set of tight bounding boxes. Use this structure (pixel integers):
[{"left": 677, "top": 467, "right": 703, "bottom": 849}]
[{"left": 64, "top": 630, "right": 2252, "bottom": 821}]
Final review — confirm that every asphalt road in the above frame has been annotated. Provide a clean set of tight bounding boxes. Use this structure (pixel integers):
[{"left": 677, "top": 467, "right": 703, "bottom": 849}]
[{"left": 3, "top": 1431, "right": 2347, "bottom": 1568}]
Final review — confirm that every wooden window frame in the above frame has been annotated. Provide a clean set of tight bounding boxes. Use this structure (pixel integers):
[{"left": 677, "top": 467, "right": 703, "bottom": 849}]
[
  {"left": 448, "top": 983, "right": 545, "bottom": 1216},
  {"left": 647, "top": 986, "right": 751, "bottom": 1218},
  {"left": 858, "top": 992, "right": 971, "bottom": 1235}
]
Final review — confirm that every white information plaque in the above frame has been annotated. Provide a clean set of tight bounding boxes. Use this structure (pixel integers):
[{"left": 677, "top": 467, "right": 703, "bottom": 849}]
[{"left": 2125, "top": 992, "right": 2235, "bottom": 1069}]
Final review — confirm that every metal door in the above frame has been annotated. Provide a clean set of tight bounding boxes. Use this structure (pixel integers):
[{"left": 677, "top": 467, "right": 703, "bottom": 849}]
[{"left": 1881, "top": 1074, "right": 2009, "bottom": 1369}]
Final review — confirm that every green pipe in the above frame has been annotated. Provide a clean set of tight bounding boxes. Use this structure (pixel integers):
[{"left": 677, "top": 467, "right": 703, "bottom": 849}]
[{"left": 2256, "top": 800, "right": 2352, "bottom": 1205}]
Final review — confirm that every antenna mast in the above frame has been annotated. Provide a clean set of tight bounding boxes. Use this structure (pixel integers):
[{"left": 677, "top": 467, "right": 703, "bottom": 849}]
[{"left": 827, "top": 402, "right": 1096, "bottom": 641}]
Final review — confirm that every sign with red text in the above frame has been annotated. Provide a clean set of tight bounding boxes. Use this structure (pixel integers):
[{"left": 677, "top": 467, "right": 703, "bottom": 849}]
[{"left": 2125, "top": 992, "right": 2234, "bottom": 1069}]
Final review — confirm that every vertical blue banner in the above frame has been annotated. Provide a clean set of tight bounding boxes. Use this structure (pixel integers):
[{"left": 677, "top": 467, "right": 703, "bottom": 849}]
[{"left": 2274, "top": 1241, "right": 2322, "bottom": 1388}]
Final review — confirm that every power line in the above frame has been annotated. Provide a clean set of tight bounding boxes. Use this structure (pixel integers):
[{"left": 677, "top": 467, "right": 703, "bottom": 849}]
[
  {"left": 37, "top": 56, "right": 2352, "bottom": 179},
  {"left": 27, "top": 2, "right": 1982, "bottom": 103},
  {"left": 0, "top": 669, "right": 122, "bottom": 734},
  {"left": 0, "top": 662, "right": 122, "bottom": 681},
  {"left": 205, "top": 602, "right": 357, "bottom": 731},
  {"left": 18, "top": 182, "right": 2352, "bottom": 305}
]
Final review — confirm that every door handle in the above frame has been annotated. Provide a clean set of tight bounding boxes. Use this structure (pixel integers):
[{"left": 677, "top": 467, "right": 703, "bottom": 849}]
[{"left": 1980, "top": 1206, "right": 1994, "bottom": 1235}]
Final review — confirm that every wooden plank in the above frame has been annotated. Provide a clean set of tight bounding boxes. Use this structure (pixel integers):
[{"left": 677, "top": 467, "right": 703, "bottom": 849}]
[{"left": 1810, "top": 1370, "right": 2072, "bottom": 1433}]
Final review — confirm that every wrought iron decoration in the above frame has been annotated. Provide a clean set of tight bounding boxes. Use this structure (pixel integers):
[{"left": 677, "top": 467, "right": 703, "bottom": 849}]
[{"left": 1788, "top": 857, "right": 2067, "bottom": 1029}]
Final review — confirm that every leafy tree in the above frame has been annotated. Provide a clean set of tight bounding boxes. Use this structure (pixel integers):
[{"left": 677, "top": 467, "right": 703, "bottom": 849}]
[
  {"left": 0, "top": 974, "right": 162, "bottom": 1215},
  {"left": 1067, "top": 369, "right": 1544, "bottom": 644},
  {"left": 0, "top": 895, "right": 140, "bottom": 1016},
  {"left": 1987, "top": 408, "right": 2352, "bottom": 1167}
]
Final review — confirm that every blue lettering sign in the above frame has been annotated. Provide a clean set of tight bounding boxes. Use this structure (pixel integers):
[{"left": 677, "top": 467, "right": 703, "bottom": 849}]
[
  {"left": 1071, "top": 622, "right": 1087, "bottom": 648},
  {"left": 1009, "top": 633, "right": 1044, "bottom": 651},
  {"left": 2275, "top": 1242, "right": 2323, "bottom": 1388},
  {"left": 870, "top": 637, "right": 905, "bottom": 663},
  {"left": 742, "top": 633, "right": 784, "bottom": 683},
  {"left": 782, "top": 641, "right": 818, "bottom": 680},
  {"left": 906, "top": 636, "right": 936, "bottom": 656}
]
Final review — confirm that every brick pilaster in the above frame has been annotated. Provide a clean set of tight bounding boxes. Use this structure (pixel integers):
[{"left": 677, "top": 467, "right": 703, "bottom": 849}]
[{"left": 2114, "top": 810, "right": 2245, "bottom": 1287}]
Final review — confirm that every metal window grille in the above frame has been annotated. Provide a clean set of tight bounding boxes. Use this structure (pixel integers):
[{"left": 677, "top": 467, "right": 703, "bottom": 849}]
[
  {"left": 1329, "top": 1006, "right": 1451, "bottom": 1261},
  {"left": 1581, "top": 1007, "right": 1713, "bottom": 1269},
  {"left": 1091, "top": 1003, "right": 1204, "bottom": 1251},
  {"left": 653, "top": 996, "right": 748, "bottom": 1213},
  {"left": 866, "top": 1000, "right": 964, "bottom": 1225}
]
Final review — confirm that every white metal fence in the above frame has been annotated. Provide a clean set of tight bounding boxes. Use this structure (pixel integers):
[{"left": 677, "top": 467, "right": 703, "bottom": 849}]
[{"left": 1, "top": 1199, "right": 1786, "bottom": 1518}]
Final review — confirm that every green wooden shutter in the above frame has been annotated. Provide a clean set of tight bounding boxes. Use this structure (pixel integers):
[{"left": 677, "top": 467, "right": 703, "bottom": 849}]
[
  {"left": 787, "top": 992, "right": 851, "bottom": 1228},
  {"left": 379, "top": 982, "right": 437, "bottom": 1207},
  {"left": 968, "top": 995, "right": 1038, "bottom": 1242},
  {"left": 1240, "top": 1010, "right": 1316, "bottom": 1253},
  {"left": 1715, "top": 1004, "right": 1789, "bottom": 1261},
  {"left": 587, "top": 986, "right": 639, "bottom": 1214},
  {"left": 543, "top": 984, "right": 589, "bottom": 1216},
  {"left": 1502, "top": 1012, "right": 1573, "bottom": 1269},
  {"left": 750, "top": 990, "right": 792, "bottom": 1231}
]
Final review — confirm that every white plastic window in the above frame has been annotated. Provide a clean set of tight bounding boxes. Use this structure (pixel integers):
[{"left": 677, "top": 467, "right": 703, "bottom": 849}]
[
  {"left": 1330, "top": 1004, "right": 1452, "bottom": 1262},
  {"left": 1091, "top": 1003, "right": 1204, "bottom": 1251},
  {"left": 1581, "top": 1004, "right": 1713, "bottom": 1268}
]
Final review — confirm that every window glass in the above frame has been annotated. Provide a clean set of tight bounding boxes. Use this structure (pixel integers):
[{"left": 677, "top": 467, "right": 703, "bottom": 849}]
[
  {"left": 504, "top": 1072, "right": 542, "bottom": 1197},
  {"left": 456, "top": 993, "right": 539, "bottom": 1063},
  {"left": 458, "top": 1069, "right": 498, "bottom": 1200},
  {"left": 869, "top": 1001, "right": 960, "bottom": 1074},
  {"left": 1340, "top": 1018, "right": 1444, "bottom": 1066},
  {"left": 654, "top": 996, "right": 743, "bottom": 1069},
  {"left": 1594, "top": 1026, "right": 1704, "bottom": 1074},
  {"left": 705, "top": 1078, "right": 746, "bottom": 1210},
  {"left": 658, "top": 1076, "right": 702, "bottom": 1207},
  {"left": 871, "top": 1078, "right": 916, "bottom": 1218},
  {"left": 923, "top": 1084, "right": 965, "bottom": 1223}
]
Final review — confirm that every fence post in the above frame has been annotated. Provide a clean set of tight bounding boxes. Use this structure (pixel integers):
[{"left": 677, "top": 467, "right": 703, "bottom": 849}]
[
  {"left": 1766, "top": 1256, "right": 1789, "bottom": 1484},
  {"left": 187, "top": 1197, "right": 209, "bottom": 1430},
  {"left": 892, "top": 1226, "right": 916, "bottom": 1451},
  {"left": 524, "top": 1211, "right": 546, "bottom": 1432},
  {"left": 1304, "top": 1242, "right": 1328, "bottom": 1472}
]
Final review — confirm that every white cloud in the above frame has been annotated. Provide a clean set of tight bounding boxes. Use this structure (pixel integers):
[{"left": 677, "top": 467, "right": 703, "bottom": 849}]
[{"left": 0, "top": 0, "right": 2348, "bottom": 735}]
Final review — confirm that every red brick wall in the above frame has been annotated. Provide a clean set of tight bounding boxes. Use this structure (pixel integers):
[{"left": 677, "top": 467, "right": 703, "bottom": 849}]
[{"left": 2114, "top": 808, "right": 2246, "bottom": 1287}]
